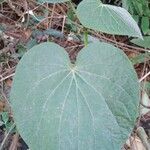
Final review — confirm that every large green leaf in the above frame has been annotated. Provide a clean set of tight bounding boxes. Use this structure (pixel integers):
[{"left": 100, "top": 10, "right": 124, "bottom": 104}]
[
  {"left": 77, "top": 0, "right": 142, "bottom": 38},
  {"left": 10, "top": 42, "right": 139, "bottom": 150},
  {"left": 37, "top": 0, "right": 70, "bottom": 3}
]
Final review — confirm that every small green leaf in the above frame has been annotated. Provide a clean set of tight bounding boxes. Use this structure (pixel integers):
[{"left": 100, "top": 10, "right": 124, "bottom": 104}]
[
  {"left": 141, "top": 17, "right": 150, "bottom": 35},
  {"left": 0, "top": 0, "right": 5, "bottom": 4},
  {"left": 132, "top": 1, "right": 143, "bottom": 16},
  {"left": 10, "top": 42, "right": 139, "bottom": 150},
  {"left": 77, "top": 0, "right": 142, "bottom": 38},
  {"left": 130, "top": 36, "right": 150, "bottom": 48},
  {"left": 1, "top": 112, "right": 9, "bottom": 125},
  {"left": 37, "top": 0, "right": 70, "bottom": 3}
]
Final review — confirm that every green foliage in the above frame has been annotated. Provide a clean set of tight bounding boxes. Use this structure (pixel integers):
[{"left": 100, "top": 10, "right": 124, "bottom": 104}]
[
  {"left": 126, "top": 0, "right": 150, "bottom": 50},
  {"left": 0, "top": 111, "right": 15, "bottom": 132},
  {"left": 66, "top": 8, "right": 78, "bottom": 32},
  {"left": 123, "top": 0, "right": 150, "bottom": 36},
  {"left": 77, "top": 0, "right": 142, "bottom": 38},
  {"left": 130, "top": 36, "right": 150, "bottom": 48},
  {"left": 141, "top": 17, "right": 150, "bottom": 35},
  {"left": 10, "top": 42, "right": 139, "bottom": 150},
  {"left": 0, "top": 0, "right": 5, "bottom": 4},
  {"left": 123, "top": 0, "right": 150, "bottom": 17},
  {"left": 1, "top": 112, "right": 9, "bottom": 125}
]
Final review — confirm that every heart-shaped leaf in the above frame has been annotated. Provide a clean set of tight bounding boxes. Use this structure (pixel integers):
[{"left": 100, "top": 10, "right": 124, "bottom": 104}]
[
  {"left": 10, "top": 42, "right": 139, "bottom": 150},
  {"left": 37, "top": 0, "right": 70, "bottom": 3},
  {"left": 77, "top": 0, "right": 142, "bottom": 38}
]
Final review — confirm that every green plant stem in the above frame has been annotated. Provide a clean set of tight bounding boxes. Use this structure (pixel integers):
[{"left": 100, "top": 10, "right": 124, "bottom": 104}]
[{"left": 83, "top": 29, "right": 88, "bottom": 46}]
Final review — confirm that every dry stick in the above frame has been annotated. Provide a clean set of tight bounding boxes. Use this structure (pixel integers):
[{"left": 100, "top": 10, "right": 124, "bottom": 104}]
[
  {"left": 49, "top": 4, "right": 55, "bottom": 28},
  {"left": 4, "top": 0, "right": 149, "bottom": 54},
  {"left": 46, "top": 2, "right": 49, "bottom": 42},
  {"left": 0, "top": 123, "right": 15, "bottom": 150},
  {"left": 57, "top": 4, "right": 67, "bottom": 15},
  {"left": 0, "top": 13, "right": 17, "bottom": 24},
  {"left": 7, "top": 0, "right": 22, "bottom": 17},
  {"left": 24, "top": 0, "right": 30, "bottom": 29},
  {"left": 0, "top": 78, "right": 11, "bottom": 112},
  {"left": 93, "top": 32, "right": 150, "bottom": 52},
  {"left": 140, "top": 60, "right": 147, "bottom": 82},
  {"left": 0, "top": 47, "right": 10, "bottom": 55},
  {"left": 129, "top": 136, "right": 136, "bottom": 150},
  {"left": 61, "top": 15, "right": 66, "bottom": 33},
  {"left": 69, "top": 19, "right": 149, "bottom": 52},
  {"left": 9, "top": 133, "right": 19, "bottom": 150},
  {"left": 139, "top": 71, "right": 150, "bottom": 82},
  {"left": 36, "top": 16, "right": 63, "bottom": 27},
  {"left": 66, "top": 44, "right": 84, "bottom": 49},
  {"left": 0, "top": 73, "right": 15, "bottom": 83},
  {"left": 30, "top": 1, "right": 66, "bottom": 30},
  {"left": 27, "top": 0, "right": 44, "bottom": 12},
  {"left": 30, "top": 1, "right": 65, "bottom": 28},
  {"left": 4, "top": 0, "right": 150, "bottom": 53},
  {"left": 46, "top": 2, "right": 49, "bottom": 29},
  {"left": 1, "top": 67, "right": 16, "bottom": 77},
  {"left": 137, "top": 127, "right": 150, "bottom": 150},
  {"left": 29, "top": 0, "right": 62, "bottom": 15},
  {"left": 112, "top": 35, "right": 118, "bottom": 48}
]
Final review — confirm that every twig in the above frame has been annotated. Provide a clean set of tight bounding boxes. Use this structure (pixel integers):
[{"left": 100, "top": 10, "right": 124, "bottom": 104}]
[
  {"left": 0, "top": 73, "right": 15, "bottom": 83},
  {"left": 61, "top": 15, "right": 66, "bottom": 33},
  {"left": 57, "top": 4, "right": 67, "bottom": 15},
  {"left": 7, "top": 0, "right": 22, "bottom": 17},
  {"left": 92, "top": 31, "right": 150, "bottom": 52},
  {"left": 1, "top": 67, "right": 15, "bottom": 77},
  {"left": 49, "top": 4, "right": 55, "bottom": 28},
  {"left": 70, "top": 20, "right": 150, "bottom": 52},
  {"left": 0, "top": 123, "right": 15, "bottom": 150},
  {"left": 9, "top": 133, "right": 19, "bottom": 150},
  {"left": 139, "top": 71, "right": 150, "bottom": 82},
  {"left": 0, "top": 47, "right": 10, "bottom": 55}
]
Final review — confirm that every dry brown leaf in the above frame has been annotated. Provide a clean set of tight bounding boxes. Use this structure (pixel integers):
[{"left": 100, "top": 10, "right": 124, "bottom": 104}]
[
  {"left": 0, "top": 101, "right": 5, "bottom": 112},
  {"left": 5, "top": 79, "right": 12, "bottom": 87},
  {"left": 126, "top": 136, "right": 146, "bottom": 150}
]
